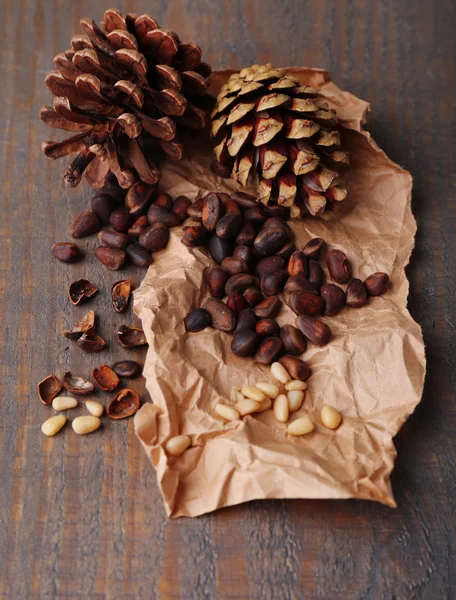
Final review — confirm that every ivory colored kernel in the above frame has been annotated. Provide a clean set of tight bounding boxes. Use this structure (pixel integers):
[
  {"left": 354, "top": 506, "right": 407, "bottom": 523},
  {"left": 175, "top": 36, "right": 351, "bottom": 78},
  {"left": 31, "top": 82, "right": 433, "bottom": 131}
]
[
  {"left": 241, "top": 385, "right": 265, "bottom": 402},
  {"left": 255, "top": 382, "right": 280, "bottom": 399},
  {"left": 72, "top": 415, "right": 101, "bottom": 435},
  {"left": 85, "top": 400, "right": 104, "bottom": 417},
  {"left": 288, "top": 390, "right": 305, "bottom": 413},
  {"left": 255, "top": 397, "right": 272, "bottom": 412},
  {"left": 230, "top": 388, "right": 245, "bottom": 403},
  {"left": 285, "top": 380, "right": 308, "bottom": 391},
  {"left": 41, "top": 415, "right": 67, "bottom": 437},
  {"left": 287, "top": 416, "right": 314, "bottom": 436},
  {"left": 235, "top": 398, "right": 260, "bottom": 416},
  {"left": 166, "top": 435, "right": 192, "bottom": 457},
  {"left": 215, "top": 403, "right": 240, "bottom": 422},
  {"left": 271, "top": 362, "right": 291, "bottom": 384},
  {"left": 321, "top": 405, "right": 342, "bottom": 429},
  {"left": 274, "top": 394, "right": 289, "bottom": 423},
  {"left": 52, "top": 396, "right": 78, "bottom": 411}
]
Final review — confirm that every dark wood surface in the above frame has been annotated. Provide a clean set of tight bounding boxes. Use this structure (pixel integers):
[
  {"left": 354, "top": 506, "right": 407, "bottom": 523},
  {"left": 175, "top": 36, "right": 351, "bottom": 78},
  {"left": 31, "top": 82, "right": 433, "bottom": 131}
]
[{"left": 1, "top": 1, "right": 454, "bottom": 598}]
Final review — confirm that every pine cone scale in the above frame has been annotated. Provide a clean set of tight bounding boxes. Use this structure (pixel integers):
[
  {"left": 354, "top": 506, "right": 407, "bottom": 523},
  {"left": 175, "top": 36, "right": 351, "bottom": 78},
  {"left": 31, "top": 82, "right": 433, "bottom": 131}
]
[{"left": 41, "top": 9, "right": 213, "bottom": 189}]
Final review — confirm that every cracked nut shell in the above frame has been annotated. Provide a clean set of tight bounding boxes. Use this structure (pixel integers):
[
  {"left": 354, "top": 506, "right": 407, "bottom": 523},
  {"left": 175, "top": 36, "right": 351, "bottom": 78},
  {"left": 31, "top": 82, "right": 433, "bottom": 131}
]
[
  {"left": 37, "top": 374, "right": 62, "bottom": 406},
  {"left": 63, "top": 371, "right": 94, "bottom": 395},
  {"left": 92, "top": 365, "right": 120, "bottom": 392},
  {"left": 107, "top": 388, "right": 141, "bottom": 420},
  {"left": 77, "top": 329, "right": 107, "bottom": 352},
  {"left": 111, "top": 280, "right": 132, "bottom": 313},
  {"left": 64, "top": 309, "right": 95, "bottom": 340},
  {"left": 303, "top": 237, "right": 326, "bottom": 259},
  {"left": 116, "top": 325, "right": 148, "bottom": 348},
  {"left": 68, "top": 279, "right": 98, "bottom": 305}
]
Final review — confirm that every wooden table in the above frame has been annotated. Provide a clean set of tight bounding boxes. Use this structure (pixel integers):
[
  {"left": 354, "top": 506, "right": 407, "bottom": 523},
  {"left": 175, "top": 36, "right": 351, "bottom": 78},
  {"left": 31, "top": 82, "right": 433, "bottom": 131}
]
[{"left": 1, "top": 1, "right": 454, "bottom": 598}]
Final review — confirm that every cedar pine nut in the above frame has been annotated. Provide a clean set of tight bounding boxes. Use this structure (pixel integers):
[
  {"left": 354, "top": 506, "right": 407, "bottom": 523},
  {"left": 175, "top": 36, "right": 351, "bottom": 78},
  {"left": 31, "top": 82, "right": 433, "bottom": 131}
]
[
  {"left": 241, "top": 385, "right": 265, "bottom": 402},
  {"left": 271, "top": 362, "right": 291, "bottom": 384},
  {"left": 230, "top": 388, "right": 245, "bottom": 403},
  {"left": 85, "top": 400, "right": 104, "bottom": 417},
  {"left": 285, "top": 380, "right": 308, "bottom": 391},
  {"left": 41, "top": 415, "right": 67, "bottom": 437},
  {"left": 72, "top": 415, "right": 101, "bottom": 435},
  {"left": 215, "top": 403, "right": 240, "bottom": 421},
  {"left": 165, "top": 435, "right": 192, "bottom": 456},
  {"left": 255, "top": 382, "right": 280, "bottom": 399},
  {"left": 288, "top": 390, "right": 305, "bottom": 413},
  {"left": 235, "top": 399, "right": 260, "bottom": 416},
  {"left": 274, "top": 394, "right": 289, "bottom": 423},
  {"left": 255, "top": 397, "right": 272, "bottom": 412},
  {"left": 52, "top": 396, "right": 78, "bottom": 411},
  {"left": 321, "top": 405, "right": 342, "bottom": 429},
  {"left": 287, "top": 416, "right": 314, "bottom": 436}
]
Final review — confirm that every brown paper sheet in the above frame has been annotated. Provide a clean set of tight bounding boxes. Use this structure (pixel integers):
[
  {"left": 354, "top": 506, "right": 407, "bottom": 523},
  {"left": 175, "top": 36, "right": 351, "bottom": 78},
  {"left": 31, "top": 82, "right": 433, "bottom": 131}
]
[{"left": 133, "top": 68, "right": 426, "bottom": 518}]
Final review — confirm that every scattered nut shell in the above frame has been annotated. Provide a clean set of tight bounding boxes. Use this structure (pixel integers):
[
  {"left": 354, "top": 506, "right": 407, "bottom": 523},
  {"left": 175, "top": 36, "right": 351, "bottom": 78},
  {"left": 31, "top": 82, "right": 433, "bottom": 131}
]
[
  {"left": 287, "top": 416, "right": 314, "bottom": 436},
  {"left": 92, "top": 365, "right": 120, "bottom": 392},
  {"left": 115, "top": 325, "right": 148, "bottom": 348},
  {"left": 77, "top": 329, "right": 107, "bottom": 352},
  {"left": 274, "top": 394, "right": 289, "bottom": 423},
  {"left": 68, "top": 279, "right": 99, "bottom": 305},
  {"left": 241, "top": 385, "right": 265, "bottom": 402},
  {"left": 271, "top": 362, "right": 291, "bottom": 384},
  {"left": 235, "top": 399, "right": 260, "bottom": 416},
  {"left": 63, "top": 310, "right": 95, "bottom": 340},
  {"left": 41, "top": 415, "right": 67, "bottom": 437},
  {"left": 215, "top": 404, "right": 240, "bottom": 422},
  {"left": 166, "top": 435, "right": 192, "bottom": 457},
  {"left": 72, "top": 416, "right": 101, "bottom": 435},
  {"left": 52, "top": 396, "right": 78, "bottom": 411},
  {"left": 37, "top": 374, "right": 62, "bottom": 406},
  {"left": 321, "top": 405, "right": 342, "bottom": 429},
  {"left": 85, "top": 400, "right": 104, "bottom": 417},
  {"left": 111, "top": 280, "right": 132, "bottom": 313},
  {"left": 107, "top": 388, "right": 141, "bottom": 419},
  {"left": 63, "top": 371, "right": 95, "bottom": 395},
  {"left": 254, "top": 382, "right": 280, "bottom": 399}
]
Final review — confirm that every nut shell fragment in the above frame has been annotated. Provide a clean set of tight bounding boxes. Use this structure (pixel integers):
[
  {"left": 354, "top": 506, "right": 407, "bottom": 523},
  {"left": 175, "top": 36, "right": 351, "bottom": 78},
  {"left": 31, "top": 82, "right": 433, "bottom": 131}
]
[
  {"left": 92, "top": 365, "right": 120, "bottom": 391},
  {"left": 115, "top": 325, "right": 148, "bottom": 348},
  {"left": 111, "top": 279, "right": 132, "bottom": 313},
  {"left": 63, "top": 310, "right": 95, "bottom": 339},
  {"left": 68, "top": 279, "right": 99, "bottom": 305},
  {"left": 107, "top": 388, "right": 141, "bottom": 419},
  {"left": 63, "top": 371, "right": 95, "bottom": 395},
  {"left": 77, "top": 328, "right": 107, "bottom": 352},
  {"left": 37, "top": 374, "right": 62, "bottom": 406}
]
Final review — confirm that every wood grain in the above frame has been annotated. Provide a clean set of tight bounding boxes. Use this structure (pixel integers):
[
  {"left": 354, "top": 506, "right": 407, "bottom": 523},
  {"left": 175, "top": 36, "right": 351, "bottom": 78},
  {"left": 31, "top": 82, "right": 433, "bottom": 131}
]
[{"left": 0, "top": 0, "right": 455, "bottom": 598}]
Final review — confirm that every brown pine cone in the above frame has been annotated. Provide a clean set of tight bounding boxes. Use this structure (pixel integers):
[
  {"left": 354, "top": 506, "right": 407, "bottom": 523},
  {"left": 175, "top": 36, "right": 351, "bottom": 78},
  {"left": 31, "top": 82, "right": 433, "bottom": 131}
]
[
  {"left": 211, "top": 64, "right": 349, "bottom": 218},
  {"left": 40, "top": 8, "right": 214, "bottom": 189}
]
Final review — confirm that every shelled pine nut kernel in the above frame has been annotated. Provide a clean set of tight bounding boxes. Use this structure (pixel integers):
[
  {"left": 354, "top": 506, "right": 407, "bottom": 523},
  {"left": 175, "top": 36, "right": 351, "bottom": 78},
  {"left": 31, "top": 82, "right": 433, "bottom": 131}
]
[
  {"left": 287, "top": 416, "right": 315, "bottom": 436},
  {"left": 285, "top": 380, "right": 308, "bottom": 391},
  {"left": 287, "top": 390, "right": 305, "bottom": 413},
  {"left": 235, "top": 399, "right": 260, "bottom": 416},
  {"left": 72, "top": 416, "right": 101, "bottom": 435},
  {"left": 85, "top": 400, "right": 104, "bottom": 417},
  {"left": 165, "top": 435, "right": 192, "bottom": 456},
  {"left": 274, "top": 394, "right": 289, "bottom": 423},
  {"left": 255, "top": 397, "right": 272, "bottom": 412},
  {"left": 41, "top": 415, "right": 67, "bottom": 437},
  {"left": 215, "top": 404, "right": 240, "bottom": 422},
  {"left": 271, "top": 362, "right": 291, "bottom": 384},
  {"left": 230, "top": 388, "right": 245, "bottom": 403},
  {"left": 52, "top": 396, "right": 78, "bottom": 411},
  {"left": 255, "top": 382, "right": 280, "bottom": 399},
  {"left": 321, "top": 405, "right": 342, "bottom": 429},
  {"left": 241, "top": 385, "right": 265, "bottom": 402}
]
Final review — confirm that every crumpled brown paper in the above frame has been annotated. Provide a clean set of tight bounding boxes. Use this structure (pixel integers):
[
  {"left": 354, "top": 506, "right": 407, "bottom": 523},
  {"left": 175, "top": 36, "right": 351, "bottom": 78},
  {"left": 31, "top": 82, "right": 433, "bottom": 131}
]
[{"left": 133, "top": 68, "right": 426, "bottom": 518}]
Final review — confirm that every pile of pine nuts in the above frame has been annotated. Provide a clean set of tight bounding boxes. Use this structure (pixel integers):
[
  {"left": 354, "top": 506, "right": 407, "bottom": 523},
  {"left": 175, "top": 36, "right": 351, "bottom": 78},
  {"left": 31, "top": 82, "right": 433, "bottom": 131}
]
[
  {"left": 41, "top": 398, "right": 104, "bottom": 436},
  {"left": 215, "top": 361, "right": 343, "bottom": 436}
]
